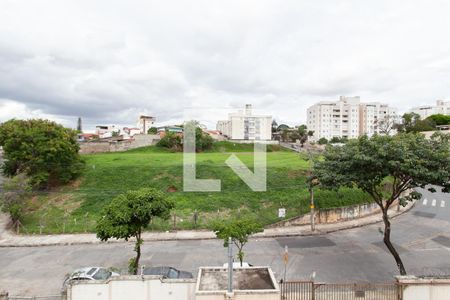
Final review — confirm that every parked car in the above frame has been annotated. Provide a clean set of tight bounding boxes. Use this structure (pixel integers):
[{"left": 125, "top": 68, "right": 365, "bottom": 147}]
[
  {"left": 223, "top": 262, "right": 253, "bottom": 268},
  {"left": 62, "top": 267, "right": 119, "bottom": 290},
  {"left": 143, "top": 266, "right": 193, "bottom": 279}
]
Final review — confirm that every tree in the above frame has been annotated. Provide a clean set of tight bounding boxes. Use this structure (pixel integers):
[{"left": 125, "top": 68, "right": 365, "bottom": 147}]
[
  {"left": 77, "top": 117, "right": 82, "bottom": 133},
  {"left": 0, "top": 174, "right": 30, "bottom": 232},
  {"left": 397, "top": 113, "right": 435, "bottom": 133},
  {"left": 317, "top": 137, "right": 328, "bottom": 145},
  {"left": 96, "top": 188, "right": 174, "bottom": 274},
  {"left": 277, "top": 124, "right": 290, "bottom": 131},
  {"left": 288, "top": 130, "right": 300, "bottom": 143},
  {"left": 297, "top": 125, "right": 313, "bottom": 147},
  {"left": 330, "top": 136, "right": 347, "bottom": 144},
  {"left": 314, "top": 133, "right": 450, "bottom": 275},
  {"left": 213, "top": 218, "right": 263, "bottom": 266},
  {"left": 147, "top": 127, "right": 158, "bottom": 134},
  {"left": 426, "top": 114, "right": 450, "bottom": 126},
  {"left": 280, "top": 129, "right": 290, "bottom": 142},
  {"left": 271, "top": 120, "right": 278, "bottom": 133},
  {"left": 195, "top": 127, "right": 213, "bottom": 151},
  {"left": 375, "top": 114, "right": 397, "bottom": 135},
  {"left": 0, "top": 119, "right": 84, "bottom": 189}
]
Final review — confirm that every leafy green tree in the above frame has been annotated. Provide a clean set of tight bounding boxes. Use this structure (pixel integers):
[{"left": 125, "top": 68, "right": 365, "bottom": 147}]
[
  {"left": 195, "top": 127, "right": 213, "bottom": 151},
  {"left": 277, "top": 124, "right": 290, "bottom": 131},
  {"left": 0, "top": 174, "right": 30, "bottom": 231},
  {"left": 147, "top": 127, "right": 158, "bottom": 134},
  {"left": 315, "top": 133, "right": 450, "bottom": 275},
  {"left": 281, "top": 129, "right": 290, "bottom": 142},
  {"left": 397, "top": 113, "right": 435, "bottom": 133},
  {"left": 96, "top": 188, "right": 174, "bottom": 274},
  {"left": 330, "top": 136, "right": 347, "bottom": 143},
  {"left": 296, "top": 125, "right": 314, "bottom": 147},
  {"left": 0, "top": 119, "right": 84, "bottom": 189},
  {"left": 271, "top": 120, "right": 278, "bottom": 133},
  {"left": 213, "top": 218, "right": 263, "bottom": 266},
  {"left": 317, "top": 137, "right": 328, "bottom": 145},
  {"left": 426, "top": 114, "right": 450, "bottom": 126},
  {"left": 288, "top": 130, "right": 300, "bottom": 142}
]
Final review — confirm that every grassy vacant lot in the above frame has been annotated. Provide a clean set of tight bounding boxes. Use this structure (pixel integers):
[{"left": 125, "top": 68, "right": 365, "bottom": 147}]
[{"left": 21, "top": 142, "right": 371, "bottom": 234}]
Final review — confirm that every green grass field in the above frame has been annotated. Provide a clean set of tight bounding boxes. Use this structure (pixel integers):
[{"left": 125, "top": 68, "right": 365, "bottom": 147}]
[{"left": 20, "top": 142, "right": 371, "bottom": 234}]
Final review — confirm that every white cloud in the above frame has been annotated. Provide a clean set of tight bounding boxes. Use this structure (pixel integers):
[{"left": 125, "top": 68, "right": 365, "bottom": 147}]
[{"left": 1, "top": 0, "right": 450, "bottom": 129}]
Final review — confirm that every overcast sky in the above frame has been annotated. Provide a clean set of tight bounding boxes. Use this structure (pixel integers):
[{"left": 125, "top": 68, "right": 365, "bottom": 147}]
[{"left": 1, "top": 0, "right": 450, "bottom": 130}]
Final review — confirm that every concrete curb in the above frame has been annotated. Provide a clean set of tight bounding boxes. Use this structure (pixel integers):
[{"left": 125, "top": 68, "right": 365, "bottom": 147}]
[{"left": 0, "top": 201, "right": 415, "bottom": 248}]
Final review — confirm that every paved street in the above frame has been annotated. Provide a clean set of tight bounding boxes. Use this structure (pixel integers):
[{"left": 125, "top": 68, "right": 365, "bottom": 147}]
[{"left": 1, "top": 187, "right": 450, "bottom": 296}]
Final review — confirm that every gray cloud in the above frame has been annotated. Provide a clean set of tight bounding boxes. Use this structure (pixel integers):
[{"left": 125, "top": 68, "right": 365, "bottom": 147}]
[{"left": 1, "top": 0, "right": 450, "bottom": 129}]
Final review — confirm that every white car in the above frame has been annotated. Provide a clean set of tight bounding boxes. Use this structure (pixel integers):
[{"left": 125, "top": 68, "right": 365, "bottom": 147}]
[
  {"left": 223, "top": 262, "right": 252, "bottom": 268},
  {"left": 63, "top": 267, "right": 119, "bottom": 290}
]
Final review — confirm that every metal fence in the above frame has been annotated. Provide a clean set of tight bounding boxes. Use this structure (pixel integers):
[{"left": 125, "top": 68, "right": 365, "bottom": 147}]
[
  {"left": 280, "top": 281, "right": 399, "bottom": 300},
  {"left": 280, "top": 281, "right": 313, "bottom": 300}
]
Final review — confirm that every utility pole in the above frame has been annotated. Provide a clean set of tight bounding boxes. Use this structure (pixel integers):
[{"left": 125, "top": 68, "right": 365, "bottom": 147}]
[
  {"left": 227, "top": 237, "right": 233, "bottom": 293},
  {"left": 308, "top": 149, "right": 315, "bottom": 232}
]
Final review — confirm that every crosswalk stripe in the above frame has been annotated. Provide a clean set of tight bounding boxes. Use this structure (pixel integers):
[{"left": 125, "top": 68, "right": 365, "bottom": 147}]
[
  {"left": 423, "top": 198, "right": 428, "bottom": 205},
  {"left": 441, "top": 201, "right": 446, "bottom": 208},
  {"left": 432, "top": 199, "right": 436, "bottom": 207}
]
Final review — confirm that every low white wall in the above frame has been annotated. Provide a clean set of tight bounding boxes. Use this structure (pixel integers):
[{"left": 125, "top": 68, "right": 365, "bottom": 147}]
[
  {"left": 68, "top": 276, "right": 196, "bottom": 300},
  {"left": 397, "top": 276, "right": 450, "bottom": 300},
  {"left": 196, "top": 291, "right": 279, "bottom": 300}
]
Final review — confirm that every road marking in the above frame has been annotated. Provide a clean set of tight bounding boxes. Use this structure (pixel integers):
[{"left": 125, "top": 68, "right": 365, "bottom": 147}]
[
  {"left": 432, "top": 199, "right": 436, "bottom": 207},
  {"left": 422, "top": 198, "right": 428, "bottom": 205},
  {"left": 441, "top": 201, "right": 446, "bottom": 208}
]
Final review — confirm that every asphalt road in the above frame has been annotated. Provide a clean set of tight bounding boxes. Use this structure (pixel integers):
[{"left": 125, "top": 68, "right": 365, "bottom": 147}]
[{"left": 1, "top": 187, "right": 450, "bottom": 296}]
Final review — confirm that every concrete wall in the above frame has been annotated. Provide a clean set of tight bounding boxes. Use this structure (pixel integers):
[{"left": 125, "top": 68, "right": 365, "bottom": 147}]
[
  {"left": 79, "top": 134, "right": 160, "bottom": 154},
  {"left": 67, "top": 276, "right": 196, "bottom": 300},
  {"left": 269, "top": 202, "right": 390, "bottom": 227},
  {"left": 195, "top": 291, "right": 279, "bottom": 300},
  {"left": 397, "top": 276, "right": 450, "bottom": 300},
  {"left": 226, "top": 140, "right": 279, "bottom": 145}
]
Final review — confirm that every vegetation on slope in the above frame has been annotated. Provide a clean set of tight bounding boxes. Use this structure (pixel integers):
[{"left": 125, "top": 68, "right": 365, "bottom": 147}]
[{"left": 19, "top": 142, "right": 371, "bottom": 234}]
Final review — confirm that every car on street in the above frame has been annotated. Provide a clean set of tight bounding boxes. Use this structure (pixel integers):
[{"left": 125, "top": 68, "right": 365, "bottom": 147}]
[
  {"left": 62, "top": 267, "right": 119, "bottom": 291},
  {"left": 142, "top": 266, "right": 194, "bottom": 279}
]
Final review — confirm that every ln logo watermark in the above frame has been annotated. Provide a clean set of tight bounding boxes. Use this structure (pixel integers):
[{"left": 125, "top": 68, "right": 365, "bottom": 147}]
[{"left": 183, "top": 121, "right": 267, "bottom": 192}]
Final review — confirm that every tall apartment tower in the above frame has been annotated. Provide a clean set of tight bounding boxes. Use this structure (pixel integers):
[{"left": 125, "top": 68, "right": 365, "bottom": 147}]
[{"left": 307, "top": 96, "right": 397, "bottom": 142}]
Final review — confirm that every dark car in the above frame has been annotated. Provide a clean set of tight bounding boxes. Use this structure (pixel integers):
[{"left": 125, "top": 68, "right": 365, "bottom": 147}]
[{"left": 143, "top": 266, "right": 193, "bottom": 279}]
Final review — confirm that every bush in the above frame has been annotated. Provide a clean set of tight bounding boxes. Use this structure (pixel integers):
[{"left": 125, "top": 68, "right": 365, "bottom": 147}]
[
  {"left": 157, "top": 132, "right": 182, "bottom": 151},
  {"left": 0, "top": 174, "right": 30, "bottom": 228}
]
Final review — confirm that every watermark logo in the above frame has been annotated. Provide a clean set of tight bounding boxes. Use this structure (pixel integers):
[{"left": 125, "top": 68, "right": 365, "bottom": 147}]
[{"left": 183, "top": 121, "right": 267, "bottom": 192}]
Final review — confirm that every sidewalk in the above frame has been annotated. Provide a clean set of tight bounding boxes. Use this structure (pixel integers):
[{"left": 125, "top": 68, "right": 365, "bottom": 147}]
[{"left": 0, "top": 201, "right": 414, "bottom": 247}]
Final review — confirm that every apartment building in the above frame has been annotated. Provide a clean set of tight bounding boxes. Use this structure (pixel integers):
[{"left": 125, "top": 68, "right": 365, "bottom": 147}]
[
  {"left": 409, "top": 100, "right": 450, "bottom": 119},
  {"left": 307, "top": 96, "right": 397, "bottom": 142},
  {"left": 216, "top": 104, "right": 272, "bottom": 141}
]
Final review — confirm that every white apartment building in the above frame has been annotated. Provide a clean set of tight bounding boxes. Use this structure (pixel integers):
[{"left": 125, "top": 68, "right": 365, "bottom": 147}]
[
  {"left": 307, "top": 96, "right": 398, "bottom": 142},
  {"left": 216, "top": 104, "right": 272, "bottom": 141},
  {"left": 409, "top": 100, "right": 450, "bottom": 119}
]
